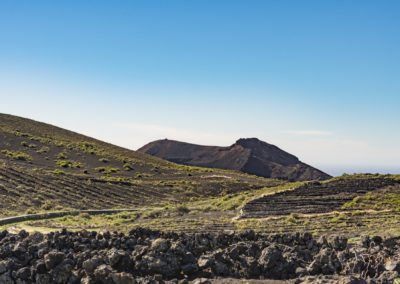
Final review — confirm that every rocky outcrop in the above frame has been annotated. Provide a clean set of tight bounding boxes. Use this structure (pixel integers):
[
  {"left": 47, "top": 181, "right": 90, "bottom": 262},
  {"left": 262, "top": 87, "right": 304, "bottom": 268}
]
[
  {"left": 0, "top": 228, "right": 400, "bottom": 283},
  {"left": 138, "top": 138, "right": 330, "bottom": 181}
]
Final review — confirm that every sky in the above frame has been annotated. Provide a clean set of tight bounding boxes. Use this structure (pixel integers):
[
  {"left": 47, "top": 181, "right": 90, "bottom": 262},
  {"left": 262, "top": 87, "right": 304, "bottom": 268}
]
[{"left": 0, "top": 0, "right": 399, "bottom": 176}]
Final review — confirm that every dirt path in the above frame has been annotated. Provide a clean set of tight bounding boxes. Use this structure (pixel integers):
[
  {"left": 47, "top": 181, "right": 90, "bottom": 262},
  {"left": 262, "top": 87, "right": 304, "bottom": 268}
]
[{"left": 0, "top": 208, "right": 137, "bottom": 226}]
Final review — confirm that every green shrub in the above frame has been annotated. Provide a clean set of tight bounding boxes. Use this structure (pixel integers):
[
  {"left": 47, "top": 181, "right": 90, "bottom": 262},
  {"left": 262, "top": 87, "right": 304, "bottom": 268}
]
[
  {"left": 1, "top": 150, "right": 33, "bottom": 161},
  {"left": 41, "top": 200, "right": 54, "bottom": 210},
  {"left": 25, "top": 208, "right": 36, "bottom": 215},
  {"left": 95, "top": 166, "right": 119, "bottom": 174},
  {"left": 36, "top": 146, "right": 50, "bottom": 154},
  {"left": 142, "top": 208, "right": 163, "bottom": 219},
  {"left": 57, "top": 152, "right": 67, "bottom": 159},
  {"left": 342, "top": 196, "right": 361, "bottom": 209},
  {"left": 76, "top": 142, "right": 97, "bottom": 154},
  {"left": 331, "top": 213, "right": 348, "bottom": 223},
  {"left": 123, "top": 163, "right": 134, "bottom": 171},
  {"left": 50, "top": 169, "right": 66, "bottom": 175},
  {"left": 20, "top": 141, "right": 28, "bottom": 147},
  {"left": 79, "top": 212, "right": 91, "bottom": 219},
  {"left": 99, "top": 158, "right": 109, "bottom": 163},
  {"left": 364, "top": 192, "right": 375, "bottom": 201},
  {"left": 56, "top": 160, "right": 83, "bottom": 168},
  {"left": 175, "top": 204, "right": 190, "bottom": 214},
  {"left": 100, "top": 176, "right": 130, "bottom": 183},
  {"left": 286, "top": 213, "right": 299, "bottom": 224}
]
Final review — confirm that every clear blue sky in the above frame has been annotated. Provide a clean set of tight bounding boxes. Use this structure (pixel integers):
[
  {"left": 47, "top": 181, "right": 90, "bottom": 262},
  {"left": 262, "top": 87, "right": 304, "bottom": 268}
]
[{"left": 0, "top": 0, "right": 399, "bottom": 175}]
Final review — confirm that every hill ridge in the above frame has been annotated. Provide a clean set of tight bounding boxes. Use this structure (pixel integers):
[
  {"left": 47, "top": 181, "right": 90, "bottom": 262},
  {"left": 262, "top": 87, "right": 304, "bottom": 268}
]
[{"left": 139, "top": 138, "right": 331, "bottom": 181}]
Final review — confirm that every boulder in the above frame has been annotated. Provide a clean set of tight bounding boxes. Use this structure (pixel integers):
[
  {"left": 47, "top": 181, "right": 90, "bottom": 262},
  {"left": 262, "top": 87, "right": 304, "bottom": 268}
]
[
  {"left": 0, "top": 272, "right": 13, "bottom": 284},
  {"left": 150, "top": 238, "right": 170, "bottom": 253},
  {"left": 94, "top": 264, "right": 113, "bottom": 282},
  {"left": 0, "top": 260, "right": 7, "bottom": 274},
  {"left": 83, "top": 256, "right": 104, "bottom": 275},
  {"left": 44, "top": 251, "right": 65, "bottom": 270},
  {"left": 16, "top": 267, "right": 31, "bottom": 280},
  {"left": 107, "top": 248, "right": 132, "bottom": 271},
  {"left": 110, "top": 272, "right": 135, "bottom": 284}
]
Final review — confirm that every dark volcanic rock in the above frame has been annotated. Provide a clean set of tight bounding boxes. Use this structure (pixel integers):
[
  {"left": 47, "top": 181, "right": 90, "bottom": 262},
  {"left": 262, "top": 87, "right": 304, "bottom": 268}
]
[
  {"left": 138, "top": 138, "right": 330, "bottom": 181},
  {"left": 44, "top": 251, "right": 65, "bottom": 270},
  {"left": 0, "top": 228, "right": 399, "bottom": 283}
]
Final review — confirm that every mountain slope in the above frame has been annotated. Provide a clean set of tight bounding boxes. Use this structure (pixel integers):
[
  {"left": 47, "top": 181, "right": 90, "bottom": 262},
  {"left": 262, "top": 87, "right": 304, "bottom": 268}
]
[
  {"left": 138, "top": 138, "right": 331, "bottom": 181},
  {"left": 0, "top": 114, "right": 281, "bottom": 216}
]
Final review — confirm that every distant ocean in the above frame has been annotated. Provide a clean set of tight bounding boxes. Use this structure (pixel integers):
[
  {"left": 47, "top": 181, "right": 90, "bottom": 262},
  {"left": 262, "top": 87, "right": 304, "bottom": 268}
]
[{"left": 318, "top": 166, "right": 400, "bottom": 177}]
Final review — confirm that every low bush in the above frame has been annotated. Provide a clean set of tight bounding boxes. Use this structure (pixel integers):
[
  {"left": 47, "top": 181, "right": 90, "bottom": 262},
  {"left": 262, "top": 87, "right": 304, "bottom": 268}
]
[
  {"left": 95, "top": 166, "right": 119, "bottom": 174},
  {"left": 50, "top": 169, "right": 66, "bottom": 175},
  {"left": 36, "top": 146, "right": 50, "bottom": 154},
  {"left": 57, "top": 152, "right": 68, "bottom": 159},
  {"left": 1, "top": 150, "right": 33, "bottom": 161},
  {"left": 56, "top": 160, "right": 83, "bottom": 168},
  {"left": 123, "top": 163, "right": 134, "bottom": 171},
  {"left": 41, "top": 200, "right": 54, "bottom": 210},
  {"left": 20, "top": 141, "right": 28, "bottom": 147},
  {"left": 175, "top": 204, "right": 190, "bottom": 214}
]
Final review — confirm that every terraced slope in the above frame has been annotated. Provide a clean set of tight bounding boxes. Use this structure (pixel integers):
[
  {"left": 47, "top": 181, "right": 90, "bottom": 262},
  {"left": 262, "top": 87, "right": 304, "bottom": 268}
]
[
  {"left": 3, "top": 175, "right": 400, "bottom": 238},
  {"left": 241, "top": 176, "right": 399, "bottom": 218},
  {"left": 0, "top": 113, "right": 281, "bottom": 216},
  {"left": 139, "top": 138, "right": 331, "bottom": 181},
  {"left": 3, "top": 114, "right": 399, "bottom": 239}
]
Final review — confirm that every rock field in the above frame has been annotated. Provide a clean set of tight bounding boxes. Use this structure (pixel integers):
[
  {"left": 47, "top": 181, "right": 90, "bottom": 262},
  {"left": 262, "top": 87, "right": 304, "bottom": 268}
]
[{"left": 1, "top": 228, "right": 400, "bottom": 283}]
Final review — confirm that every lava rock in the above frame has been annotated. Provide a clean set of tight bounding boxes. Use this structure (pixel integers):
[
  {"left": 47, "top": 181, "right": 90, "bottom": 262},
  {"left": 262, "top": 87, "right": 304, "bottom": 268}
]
[
  {"left": 16, "top": 267, "right": 31, "bottom": 280},
  {"left": 44, "top": 251, "right": 65, "bottom": 270},
  {"left": 0, "top": 229, "right": 398, "bottom": 283},
  {"left": 151, "top": 238, "right": 170, "bottom": 253}
]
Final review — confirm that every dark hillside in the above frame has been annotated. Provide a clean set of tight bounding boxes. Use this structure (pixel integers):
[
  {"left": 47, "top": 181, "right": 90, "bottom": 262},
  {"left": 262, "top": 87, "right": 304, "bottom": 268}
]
[
  {"left": 139, "top": 138, "right": 331, "bottom": 181},
  {"left": 0, "top": 113, "right": 281, "bottom": 215}
]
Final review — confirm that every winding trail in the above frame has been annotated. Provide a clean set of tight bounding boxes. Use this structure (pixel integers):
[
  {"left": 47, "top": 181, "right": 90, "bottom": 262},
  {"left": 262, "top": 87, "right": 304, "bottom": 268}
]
[{"left": 0, "top": 209, "right": 137, "bottom": 226}]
